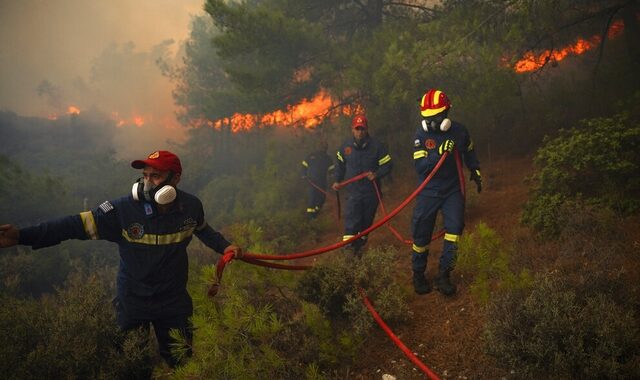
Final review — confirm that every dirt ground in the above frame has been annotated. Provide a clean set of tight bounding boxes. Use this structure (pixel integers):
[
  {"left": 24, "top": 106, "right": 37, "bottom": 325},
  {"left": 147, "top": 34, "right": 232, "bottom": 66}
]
[{"left": 338, "top": 156, "right": 537, "bottom": 380}]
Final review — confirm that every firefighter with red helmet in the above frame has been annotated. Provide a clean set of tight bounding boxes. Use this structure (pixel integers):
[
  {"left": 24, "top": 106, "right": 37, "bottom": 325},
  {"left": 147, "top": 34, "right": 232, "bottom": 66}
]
[
  {"left": 332, "top": 115, "right": 392, "bottom": 257},
  {"left": 411, "top": 89, "right": 482, "bottom": 295}
]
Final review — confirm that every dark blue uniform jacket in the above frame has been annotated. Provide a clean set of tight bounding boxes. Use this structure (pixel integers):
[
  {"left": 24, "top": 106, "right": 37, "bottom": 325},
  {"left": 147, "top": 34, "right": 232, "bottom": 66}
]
[
  {"left": 413, "top": 121, "right": 480, "bottom": 197},
  {"left": 334, "top": 136, "right": 392, "bottom": 195},
  {"left": 19, "top": 190, "right": 230, "bottom": 298}
]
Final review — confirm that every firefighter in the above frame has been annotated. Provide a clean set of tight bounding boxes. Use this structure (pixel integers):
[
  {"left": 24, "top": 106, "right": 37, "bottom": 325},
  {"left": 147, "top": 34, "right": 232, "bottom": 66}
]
[
  {"left": 332, "top": 115, "right": 392, "bottom": 257},
  {"left": 300, "top": 140, "right": 334, "bottom": 219},
  {"left": 411, "top": 89, "right": 482, "bottom": 296},
  {"left": 0, "top": 150, "right": 242, "bottom": 367}
]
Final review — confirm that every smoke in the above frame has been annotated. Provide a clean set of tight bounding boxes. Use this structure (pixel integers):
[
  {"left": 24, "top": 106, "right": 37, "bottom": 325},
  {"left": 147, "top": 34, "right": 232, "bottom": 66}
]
[{"left": 0, "top": 0, "right": 204, "bottom": 159}]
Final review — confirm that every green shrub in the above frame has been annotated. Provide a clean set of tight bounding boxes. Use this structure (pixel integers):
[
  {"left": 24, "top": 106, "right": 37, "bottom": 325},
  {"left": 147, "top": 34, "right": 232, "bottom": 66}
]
[
  {"left": 457, "top": 222, "right": 533, "bottom": 303},
  {"left": 484, "top": 273, "right": 640, "bottom": 379},
  {"left": 0, "top": 273, "right": 152, "bottom": 380},
  {"left": 522, "top": 112, "right": 640, "bottom": 237},
  {"left": 296, "top": 246, "right": 409, "bottom": 335}
]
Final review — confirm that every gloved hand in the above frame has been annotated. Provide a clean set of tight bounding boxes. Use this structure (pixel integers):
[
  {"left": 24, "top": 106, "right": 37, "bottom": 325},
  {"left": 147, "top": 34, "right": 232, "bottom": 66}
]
[
  {"left": 470, "top": 169, "right": 482, "bottom": 193},
  {"left": 438, "top": 139, "right": 455, "bottom": 155}
]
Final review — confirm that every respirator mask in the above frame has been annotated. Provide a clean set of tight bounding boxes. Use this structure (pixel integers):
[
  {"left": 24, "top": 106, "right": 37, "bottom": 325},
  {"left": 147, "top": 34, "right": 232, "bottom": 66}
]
[
  {"left": 421, "top": 111, "right": 451, "bottom": 132},
  {"left": 131, "top": 172, "right": 177, "bottom": 205}
]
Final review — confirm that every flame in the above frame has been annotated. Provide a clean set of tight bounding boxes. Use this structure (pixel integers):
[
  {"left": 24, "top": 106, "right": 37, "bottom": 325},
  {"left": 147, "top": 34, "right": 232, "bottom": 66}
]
[
  {"left": 133, "top": 116, "right": 145, "bottom": 127},
  {"left": 196, "top": 90, "right": 363, "bottom": 133},
  {"left": 67, "top": 105, "right": 81, "bottom": 115},
  {"left": 111, "top": 111, "right": 149, "bottom": 128},
  {"left": 513, "top": 20, "right": 625, "bottom": 73}
]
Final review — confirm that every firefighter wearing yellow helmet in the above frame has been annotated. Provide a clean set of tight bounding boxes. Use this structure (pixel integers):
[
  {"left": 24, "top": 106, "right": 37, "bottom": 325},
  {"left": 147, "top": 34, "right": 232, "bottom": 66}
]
[{"left": 411, "top": 89, "right": 482, "bottom": 296}]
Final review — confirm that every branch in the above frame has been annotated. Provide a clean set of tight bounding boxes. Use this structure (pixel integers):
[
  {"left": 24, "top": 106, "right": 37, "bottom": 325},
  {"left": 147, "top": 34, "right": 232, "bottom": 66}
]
[{"left": 383, "top": 1, "right": 439, "bottom": 13}]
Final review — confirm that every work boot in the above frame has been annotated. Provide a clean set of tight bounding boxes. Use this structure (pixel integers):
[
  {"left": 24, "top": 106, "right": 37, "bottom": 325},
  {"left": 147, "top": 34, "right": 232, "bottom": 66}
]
[
  {"left": 435, "top": 269, "right": 456, "bottom": 296},
  {"left": 413, "top": 271, "right": 431, "bottom": 294}
]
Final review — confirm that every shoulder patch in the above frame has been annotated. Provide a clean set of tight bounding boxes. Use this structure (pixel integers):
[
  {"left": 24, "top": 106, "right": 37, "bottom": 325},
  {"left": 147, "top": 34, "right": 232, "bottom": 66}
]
[
  {"left": 99, "top": 201, "right": 114, "bottom": 213},
  {"left": 414, "top": 139, "right": 421, "bottom": 147}
]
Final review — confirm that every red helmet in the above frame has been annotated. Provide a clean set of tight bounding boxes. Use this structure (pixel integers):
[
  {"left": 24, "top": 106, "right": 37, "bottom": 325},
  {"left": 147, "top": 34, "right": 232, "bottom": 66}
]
[{"left": 420, "top": 89, "right": 451, "bottom": 117}]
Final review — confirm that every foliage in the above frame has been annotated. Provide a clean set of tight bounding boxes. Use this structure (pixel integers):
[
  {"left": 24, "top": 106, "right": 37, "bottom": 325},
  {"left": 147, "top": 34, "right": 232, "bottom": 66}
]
[
  {"left": 484, "top": 273, "right": 640, "bottom": 379},
  {"left": 0, "top": 154, "right": 76, "bottom": 224},
  {"left": 179, "top": 0, "right": 640, "bottom": 159},
  {"left": 457, "top": 222, "right": 533, "bottom": 304},
  {"left": 197, "top": 139, "right": 317, "bottom": 252},
  {"left": 0, "top": 273, "right": 152, "bottom": 380},
  {"left": 176, "top": 245, "right": 408, "bottom": 378},
  {"left": 296, "top": 246, "right": 409, "bottom": 335},
  {"left": 522, "top": 112, "right": 640, "bottom": 236}
]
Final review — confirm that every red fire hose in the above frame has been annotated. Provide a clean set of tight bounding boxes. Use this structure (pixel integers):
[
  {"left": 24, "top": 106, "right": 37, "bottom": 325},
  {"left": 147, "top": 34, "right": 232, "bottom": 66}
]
[
  {"left": 359, "top": 288, "right": 441, "bottom": 380},
  {"left": 210, "top": 152, "right": 460, "bottom": 378},
  {"left": 239, "top": 152, "right": 450, "bottom": 262}
]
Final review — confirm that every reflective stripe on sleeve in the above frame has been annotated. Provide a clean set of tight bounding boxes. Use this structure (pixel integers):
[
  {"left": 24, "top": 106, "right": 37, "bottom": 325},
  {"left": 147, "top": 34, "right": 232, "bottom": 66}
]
[
  {"left": 378, "top": 154, "right": 391, "bottom": 165},
  {"left": 80, "top": 211, "right": 99, "bottom": 240},
  {"left": 337, "top": 151, "right": 344, "bottom": 162},
  {"left": 342, "top": 235, "right": 355, "bottom": 241},
  {"left": 302, "top": 160, "right": 309, "bottom": 167}
]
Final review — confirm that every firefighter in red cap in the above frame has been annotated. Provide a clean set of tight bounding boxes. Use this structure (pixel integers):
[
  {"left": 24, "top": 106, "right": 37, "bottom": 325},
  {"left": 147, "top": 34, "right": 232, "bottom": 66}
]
[
  {"left": 0, "top": 150, "right": 242, "bottom": 368},
  {"left": 411, "top": 89, "right": 482, "bottom": 296},
  {"left": 332, "top": 115, "right": 392, "bottom": 257}
]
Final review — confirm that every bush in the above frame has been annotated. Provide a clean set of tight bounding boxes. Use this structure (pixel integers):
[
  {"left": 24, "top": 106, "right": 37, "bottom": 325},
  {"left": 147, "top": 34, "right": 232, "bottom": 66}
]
[
  {"left": 296, "top": 246, "right": 409, "bottom": 335},
  {"left": 522, "top": 112, "right": 640, "bottom": 237},
  {"left": 0, "top": 273, "right": 152, "bottom": 380},
  {"left": 484, "top": 273, "right": 640, "bottom": 379},
  {"left": 457, "top": 222, "right": 533, "bottom": 304}
]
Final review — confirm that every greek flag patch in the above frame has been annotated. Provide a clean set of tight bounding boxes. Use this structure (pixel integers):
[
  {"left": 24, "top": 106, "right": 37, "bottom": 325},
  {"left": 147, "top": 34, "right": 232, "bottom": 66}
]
[{"left": 99, "top": 201, "right": 114, "bottom": 213}]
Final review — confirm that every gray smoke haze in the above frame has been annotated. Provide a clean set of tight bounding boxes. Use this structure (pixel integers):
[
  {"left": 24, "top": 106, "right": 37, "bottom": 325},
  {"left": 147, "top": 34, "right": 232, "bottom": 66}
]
[{"left": 0, "top": 0, "right": 204, "bottom": 159}]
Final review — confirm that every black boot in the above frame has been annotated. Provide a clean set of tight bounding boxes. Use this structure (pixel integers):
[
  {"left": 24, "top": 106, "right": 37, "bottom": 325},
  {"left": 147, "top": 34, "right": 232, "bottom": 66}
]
[
  {"left": 412, "top": 271, "right": 431, "bottom": 294},
  {"left": 435, "top": 269, "right": 456, "bottom": 296}
]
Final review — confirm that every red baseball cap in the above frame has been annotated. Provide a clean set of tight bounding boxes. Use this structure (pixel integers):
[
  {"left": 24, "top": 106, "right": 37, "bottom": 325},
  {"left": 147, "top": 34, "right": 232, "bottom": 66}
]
[
  {"left": 131, "top": 150, "right": 182, "bottom": 174},
  {"left": 351, "top": 115, "right": 368, "bottom": 130}
]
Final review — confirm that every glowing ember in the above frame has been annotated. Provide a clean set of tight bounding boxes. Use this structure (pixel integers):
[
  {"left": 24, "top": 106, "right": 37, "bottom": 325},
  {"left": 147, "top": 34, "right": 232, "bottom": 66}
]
[
  {"left": 514, "top": 20, "right": 625, "bottom": 73},
  {"left": 67, "top": 106, "right": 80, "bottom": 115},
  {"left": 197, "top": 90, "right": 364, "bottom": 133}
]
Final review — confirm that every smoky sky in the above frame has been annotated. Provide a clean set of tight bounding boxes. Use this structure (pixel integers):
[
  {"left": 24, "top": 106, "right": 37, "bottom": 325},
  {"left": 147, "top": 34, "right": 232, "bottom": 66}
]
[{"left": 0, "top": 0, "right": 204, "bottom": 158}]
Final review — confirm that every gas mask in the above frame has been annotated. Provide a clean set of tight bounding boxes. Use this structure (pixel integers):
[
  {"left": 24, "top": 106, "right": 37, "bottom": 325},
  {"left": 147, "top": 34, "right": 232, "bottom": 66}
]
[
  {"left": 131, "top": 173, "right": 177, "bottom": 205},
  {"left": 421, "top": 111, "right": 451, "bottom": 132}
]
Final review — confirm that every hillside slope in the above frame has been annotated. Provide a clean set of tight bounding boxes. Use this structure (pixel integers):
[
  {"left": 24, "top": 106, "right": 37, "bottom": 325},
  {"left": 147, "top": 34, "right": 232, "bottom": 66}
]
[{"left": 348, "top": 156, "right": 535, "bottom": 379}]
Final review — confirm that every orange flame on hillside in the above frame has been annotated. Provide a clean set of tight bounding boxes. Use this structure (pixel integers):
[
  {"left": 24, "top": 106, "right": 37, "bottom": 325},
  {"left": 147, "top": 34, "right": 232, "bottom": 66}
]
[
  {"left": 195, "top": 90, "right": 363, "bottom": 133},
  {"left": 67, "top": 105, "right": 81, "bottom": 115},
  {"left": 111, "top": 111, "right": 149, "bottom": 128},
  {"left": 514, "top": 20, "right": 625, "bottom": 73}
]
